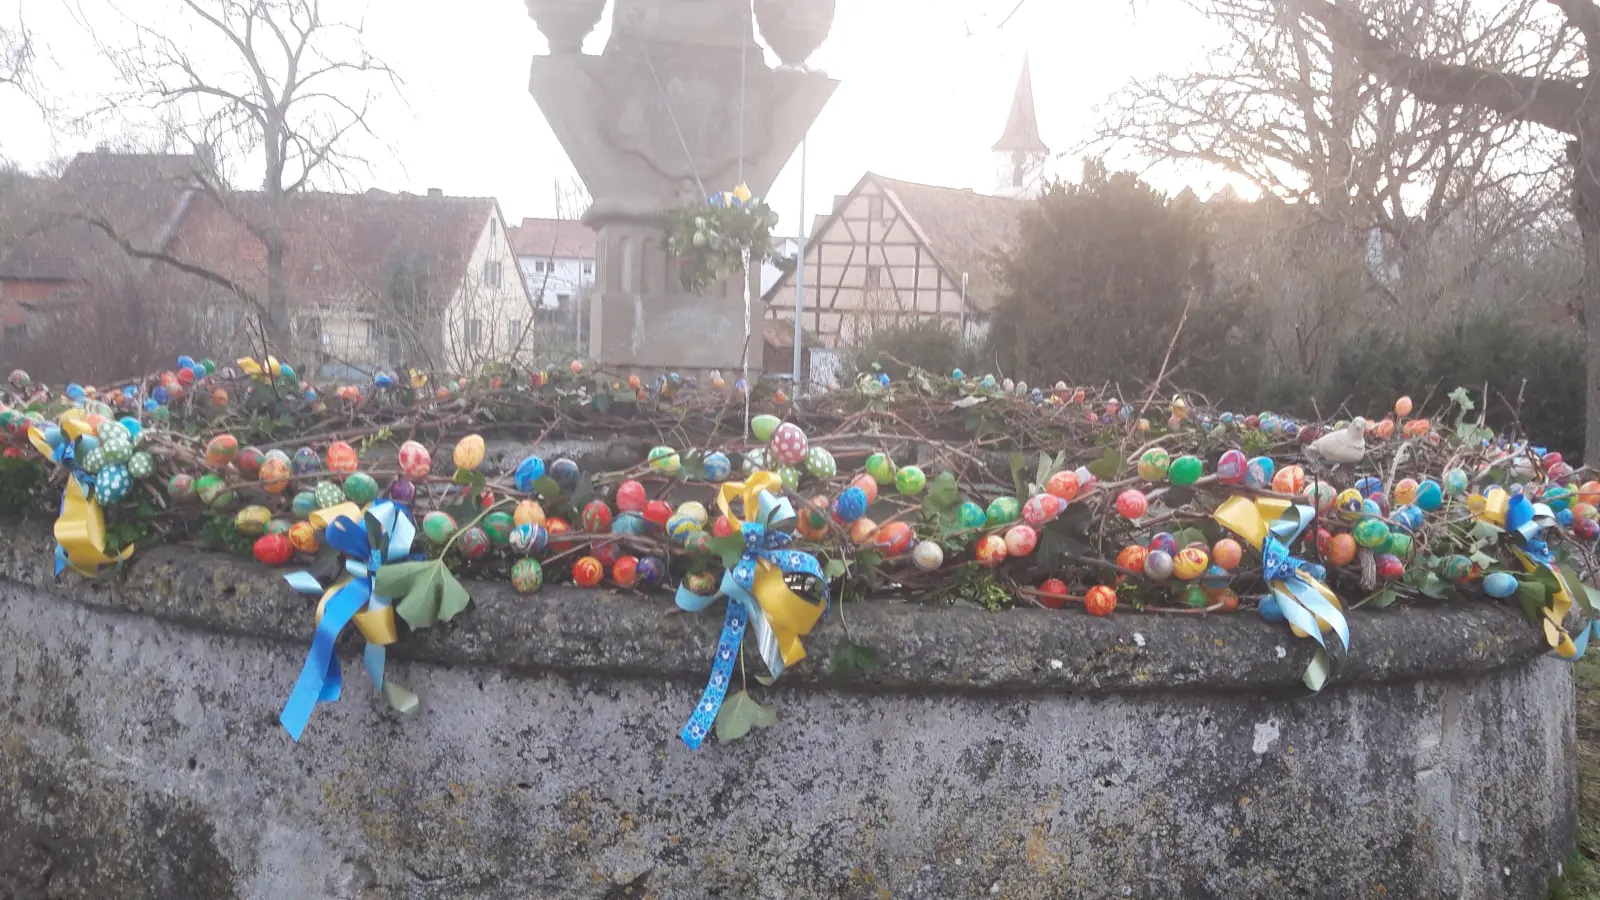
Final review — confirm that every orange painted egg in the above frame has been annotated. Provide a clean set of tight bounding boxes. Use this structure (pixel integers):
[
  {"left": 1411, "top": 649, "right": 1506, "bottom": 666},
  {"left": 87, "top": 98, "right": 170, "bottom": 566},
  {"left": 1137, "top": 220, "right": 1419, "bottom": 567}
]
[
  {"left": 1271, "top": 465, "right": 1306, "bottom": 495},
  {"left": 573, "top": 556, "right": 604, "bottom": 587},
  {"left": 975, "top": 534, "right": 1008, "bottom": 567},
  {"left": 259, "top": 456, "right": 291, "bottom": 495},
  {"left": 1084, "top": 585, "right": 1117, "bottom": 616},
  {"left": 1116, "top": 544, "right": 1148, "bottom": 573},
  {"left": 849, "top": 517, "right": 878, "bottom": 546},
  {"left": 1046, "top": 470, "right": 1080, "bottom": 501},
  {"left": 1211, "top": 539, "right": 1243, "bottom": 570},
  {"left": 326, "top": 440, "right": 358, "bottom": 474},
  {"left": 205, "top": 433, "right": 239, "bottom": 466},
  {"left": 797, "top": 496, "right": 831, "bottom": 540},
  {"left": 514, "top": 500, "right": 546, "bottom": 527},
  {"left": 288, "top": 521, "right": 319, "bottom": 553},
  {"left": 872, "top": 521, "right": 913, "bottom": 557},
  {"left": 1327, "top": 533, "right": 1357, "bottom": 566}
]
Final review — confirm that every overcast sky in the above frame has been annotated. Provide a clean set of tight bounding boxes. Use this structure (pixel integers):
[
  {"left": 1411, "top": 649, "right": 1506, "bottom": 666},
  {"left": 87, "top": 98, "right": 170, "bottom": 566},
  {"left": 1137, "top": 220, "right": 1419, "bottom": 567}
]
[{"left": 0, "top": 0, "right": 1220, "bottom": 233}]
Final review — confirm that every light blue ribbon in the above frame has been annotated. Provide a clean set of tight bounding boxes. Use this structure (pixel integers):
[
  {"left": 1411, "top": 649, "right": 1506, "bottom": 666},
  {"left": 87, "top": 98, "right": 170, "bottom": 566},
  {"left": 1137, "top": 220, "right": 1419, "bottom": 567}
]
[
  {"left": 279, "top": 501, "right": 417, "bottom": 741},
  {"left": 1262, "top": 504, "right": 1351, "bottom": 659},
  {"left": 1507, "top": 493, "right": 1600, "bottom": 661},
  {"left": 676, "top": 491, "right": 828, "bottom": 750}
]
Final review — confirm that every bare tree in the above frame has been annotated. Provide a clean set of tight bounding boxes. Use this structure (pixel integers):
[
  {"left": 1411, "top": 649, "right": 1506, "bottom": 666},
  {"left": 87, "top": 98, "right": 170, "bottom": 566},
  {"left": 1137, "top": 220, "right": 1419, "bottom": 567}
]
[
  {"left": 0, "top": 15, "right": 34, "bottom": 91},
  {"left": 77, "top": 0, "right": 400, "bottom": 352}
]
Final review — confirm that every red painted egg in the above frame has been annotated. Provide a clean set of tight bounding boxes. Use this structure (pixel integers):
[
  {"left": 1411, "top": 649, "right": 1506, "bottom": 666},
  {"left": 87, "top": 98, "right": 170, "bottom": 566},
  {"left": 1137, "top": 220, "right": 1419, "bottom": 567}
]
[
  {"left": 643, "top": 500, "right": 672, "bottom": 528},
  {"left": 573, "top": 556, "right": 604, "bottom": 587},
  {"left": 326, "top": 440, "right": 358, "bottom": 475},
  {"left": 615, "top": 479, "right": 647, "bottom": 513},
  {"left": 1038, "top": 577, "right": 1068, "bottom": 609},
  {"left": 612, "top": 555, "right": 640, "bottom": 587},
  {"left": 252, "top": 533, "right": 294, "bottom": 566},
  {"left": 1084, "top": 585, "right": 1117, "bottom": 617},
  {"left": 582, "top": 500, "right": 613, "bottom": 534},
  {"left": 872, "top": 521, "right": 913, "bottom": 557}
]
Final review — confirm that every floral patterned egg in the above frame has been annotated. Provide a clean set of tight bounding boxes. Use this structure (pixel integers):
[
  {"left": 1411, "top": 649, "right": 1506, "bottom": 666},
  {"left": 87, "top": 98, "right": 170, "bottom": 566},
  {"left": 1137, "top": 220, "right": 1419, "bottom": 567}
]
[
  {"left": 1136, "top": 448, "right": 1170, "bottom": 482},
  {"left": 289, "top": 521, "right": 319, "bottom": 554},
  {"left": 205, "top": 434, "right": 239, "bottom": 467},
  {"left": 422, "top": 511, "right": 457, "bottom": 544},
  {"left": 1215, "top": 449, "right": 1248, "bottom": 486},
  {"left": 974, "top": 534, "right": 1008, "bottom": 567},
  {"left": 398, "top": 440, "right": 433, "bottom": 479},
  {"left": 290, "top": 491, "right": 318, "bottom": 519},
  {"left": 1022, "top": 493, "right": 1063, "bottom": 527},
  {"left": 985, "top": 496, "right": 1021, "bottom": 526},
  {"left": 343, "top": 472, "right": 379, "bottom": 505},
  {"left": 1245, "top": 456, "right": 1275, "bottom": 490},
  {"left": 312, "top": 480, "right": 344, "bottom": 510},
  {"left": 483, "top": 511, "right": 516, "bottom": 545},
  {"left": 292, "top": 447, "right": 320, "bottom": 476},
  {"left": 326, "top": 440, "right": 358, "bottom": 474},
  {"left": 1045, "top": 470, "right": 1079, "bottom": 501},
  {"left": 912, "top": 540, "right": 944, "bottom": 571},
  {"left": 456, "top": 526, "right": 490, "bottom": 560},
  {"left": 453, "top": 434, "right": 486, "bottom": 472},
  {"left": 1004, "top": 524, "right": 1037, "bottom": 557},
  {"left": 769, "top": 423, "right": 808, "bottom": 467},
  {"left": 95, "top": 464, "right": 132, "bottom": 504},
  {"left": 701, "top": 451, "right": 731, "bottom": 482},
  {"left": 234, "top": 505, "right": 272, "bottom": 536},
  {"left": 647, "top": 445, "right": 681, "bottom": 475},
  {"left": 582, "top": 500, "right": 613, "bottom": 533},
  {"left": 805, "top": 447, "right": 837, "bottom": 479},
  {"left": 196, "top": 473, "right": 233, "bottom": 508},
  {"left": 573, "top": 556, "right": 604, "bottom": 587},
  {"left": 511, "top": 558, "right": 544, "bottom": 594},
  {"left": 127, "top": 451, "right": 154, "bottom": 479}
]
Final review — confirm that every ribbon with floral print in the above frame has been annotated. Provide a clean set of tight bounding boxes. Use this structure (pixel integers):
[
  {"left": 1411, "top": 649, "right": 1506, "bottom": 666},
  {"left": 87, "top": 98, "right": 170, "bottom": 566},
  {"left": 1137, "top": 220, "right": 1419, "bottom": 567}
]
[{"left": 675, "top": 472, "right": 828, "bottom": 749}]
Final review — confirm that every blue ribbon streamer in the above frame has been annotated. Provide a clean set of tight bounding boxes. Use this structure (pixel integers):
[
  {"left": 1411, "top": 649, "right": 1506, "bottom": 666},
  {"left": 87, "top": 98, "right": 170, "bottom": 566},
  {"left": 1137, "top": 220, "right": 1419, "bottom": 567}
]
[
  {"left": 1262, "top": 505, "right": 1351, "bottom": 658},
  {"left": 1506, "top": 493, "right": 1599, "bottom": 662}
]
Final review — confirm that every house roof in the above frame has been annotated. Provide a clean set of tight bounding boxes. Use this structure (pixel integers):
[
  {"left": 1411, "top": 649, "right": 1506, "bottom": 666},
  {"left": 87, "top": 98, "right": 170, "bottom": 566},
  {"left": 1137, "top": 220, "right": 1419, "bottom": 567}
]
[
  {"left": 0, "top": 152, "right": 202, "bottom": 281},
  {"left": 166, "top": 188, "right": 504, "bottom": 311},
  {"left": 993, "top": 55, "right": 1049, "bottom": 155},
  {"left": 507, "top": 217, "right": 596, "bottom": 260}
]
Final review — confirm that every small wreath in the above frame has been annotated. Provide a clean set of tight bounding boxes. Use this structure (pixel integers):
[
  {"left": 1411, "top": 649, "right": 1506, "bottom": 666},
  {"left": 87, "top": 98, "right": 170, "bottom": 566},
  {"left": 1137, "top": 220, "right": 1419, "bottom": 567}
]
[{"left": 664, "top": 186, "right": 781, "bottom": 293}]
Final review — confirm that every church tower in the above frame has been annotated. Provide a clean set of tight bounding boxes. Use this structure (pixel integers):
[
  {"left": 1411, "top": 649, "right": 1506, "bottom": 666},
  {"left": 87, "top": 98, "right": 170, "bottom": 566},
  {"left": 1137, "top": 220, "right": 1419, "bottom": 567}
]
[{"left": 992, "top": 54, "right": 1049, "bottom": 197}]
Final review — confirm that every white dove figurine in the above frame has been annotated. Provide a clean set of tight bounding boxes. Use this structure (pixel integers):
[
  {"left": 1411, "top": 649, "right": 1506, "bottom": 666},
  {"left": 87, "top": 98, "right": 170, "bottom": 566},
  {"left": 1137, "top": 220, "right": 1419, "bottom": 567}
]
[{"left": 1308, "top": 417, "right": 1368, "bottom": 465}]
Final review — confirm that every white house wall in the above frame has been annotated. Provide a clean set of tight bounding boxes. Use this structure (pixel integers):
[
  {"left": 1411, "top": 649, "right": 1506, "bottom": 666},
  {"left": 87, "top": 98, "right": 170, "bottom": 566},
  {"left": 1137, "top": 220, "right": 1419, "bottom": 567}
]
[{"left": 444, "top": 208, "right": 539, "bottom": 371}]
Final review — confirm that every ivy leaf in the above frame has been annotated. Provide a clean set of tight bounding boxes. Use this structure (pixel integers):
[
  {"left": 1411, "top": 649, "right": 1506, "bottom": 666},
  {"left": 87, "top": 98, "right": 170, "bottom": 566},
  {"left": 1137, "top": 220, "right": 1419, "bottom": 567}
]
[
  {"left": 1009, "top": 453, "right": 1027, "bottom": 500},
  {"left": 1469, "top": 550, "right": 1498, "bottom": 570},
  {"left": 1087, "top": 447, "right": 1121, "bottom": 481},
  {"left": 1364, "top": 588, "right": 1400, "bottom": 609},
  {"left": 569, "top": 474, "right": 595, "bottom": 508},
  {"left": 531, "top": 476, "right": 562, "bottom": 500},
  {"left": 703, "top": 534, "right": 747, "bottom": 568},
  {"left": 1035, "top": 452, "right": 1053, "bottom": 492},
  {"left": 923, "top": 471, "right": 961, "bottom": 516},
  {"left": 373, "top": 560, "right": 435, "bottom": 598},
  {"left": 1515, "top": 579, "right": 1547, "bottom": 624},
  {"left": 396, "top": 561, "right": 446, "bottom": 629},
  {"left": 1405, "top": 570, "right": 1453, "bottom": 600},
  {"left": 1174, "top": 526, "right": 1208, "bottom": 549},
  {"left": 1559, "top": 564, "right": 1590, "bottom": 612},
  {"left": 437, "top": 568, "right": 472, "bottom": 621},
  {"left": 1467, "top": 521, "right": 1504, "bottom": 544},
  {"left": 829, "top": 640, "right": 879, "bottom": 681},
  {"left": 714, "top": 690, "right": 776, "bottom": 743},
  {"left": 952, "top": 395, "right": 987, "bottom": 409},
  {"left": 822, "top": 558, "right": 848, "bottom": 580}
]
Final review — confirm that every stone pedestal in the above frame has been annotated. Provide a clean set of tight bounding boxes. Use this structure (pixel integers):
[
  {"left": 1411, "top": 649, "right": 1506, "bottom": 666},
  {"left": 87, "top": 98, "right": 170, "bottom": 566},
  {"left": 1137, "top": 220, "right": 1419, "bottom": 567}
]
[{"left": 525, "top": 0, "right": 836, "bottom": 370}]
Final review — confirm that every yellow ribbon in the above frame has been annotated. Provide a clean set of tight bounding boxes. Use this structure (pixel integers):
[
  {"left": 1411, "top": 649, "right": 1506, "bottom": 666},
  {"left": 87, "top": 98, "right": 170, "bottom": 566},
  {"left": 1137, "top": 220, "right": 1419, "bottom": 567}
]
[
  {"left": 1214, "top": 495, "right": 1343, "bottom": 639},
  {"left": 312, "top": 578, "right": 399, "bottom": 646},
  {"left": 236, "top": 356, "right": 284, "bottom": 379},
  {"left": 54, "top": 476, "right": 134, "bottom": 577},
  {"left": 716, "top": 472, "right": 825, "bottom": 666}
]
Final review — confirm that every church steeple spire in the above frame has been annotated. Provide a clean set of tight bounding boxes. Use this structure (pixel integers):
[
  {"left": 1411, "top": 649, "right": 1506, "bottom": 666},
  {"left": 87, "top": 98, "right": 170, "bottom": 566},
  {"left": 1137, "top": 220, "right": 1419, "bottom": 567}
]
[{"left": 993, "top": 54, "right": 1049, "bottom": 197}]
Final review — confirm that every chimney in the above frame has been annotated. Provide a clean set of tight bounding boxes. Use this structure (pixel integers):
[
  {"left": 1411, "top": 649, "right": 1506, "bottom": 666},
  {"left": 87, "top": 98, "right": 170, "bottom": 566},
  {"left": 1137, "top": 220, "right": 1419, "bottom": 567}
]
[
  {"left": 96, "top": 144, "right": 110, "bottom": 154},
  {"left": 427, "top": 188, "right": 443, "bottom": 199}
]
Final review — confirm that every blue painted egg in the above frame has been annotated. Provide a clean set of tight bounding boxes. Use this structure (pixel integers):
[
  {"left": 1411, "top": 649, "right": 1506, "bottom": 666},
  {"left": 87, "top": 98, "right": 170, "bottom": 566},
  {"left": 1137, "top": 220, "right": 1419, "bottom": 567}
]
[
  {"left": 1559, "top": 508, "right": 1575, "bottom": 528},
  {"left": 514, "top": 456, "right": 547, "bottom": 492},
  {"left": 1245, "top": 456, "right": 1275, "bottom": 490},
  {"left": 291, "top": 447, "right": 319, "bottom": 475},
  {"left": 1392, "top": 505, "right": 1424, "bottom": 533},
  {"left": 1414, "top": 479, "right": 1443, "bottom": 512},
  {"left": 833, "top": 485, "right": 868, "bottom": 523},
  {"left": 375, "top": 372, "right": 394, "bottom": 388},
  {"left": 612, "top": 513, "right": 648, "bottom": 536},
  {"left": 1483, "top": 571, "right": 1518, "bottom": 599},
  {"left": 1259, "top": 595, "right": 1286, "bottom": 624},
  {"left": 957, "top": 502, "right": 986, "bottom": 530},
  {"left": 1354, "top": 477, "right": 1384, "bottom": 496},
  {"left": 666, "top": 514, "right": 702, "bottom": 543},
  {"left": 549, "top": 458, "right": 580, "bottom": 489},
  {"left": 952, "top": 368, "right": 964, "bottom": 379},
  {"left": 118, "top": 417, "right": 142, "bottom": 443},
  {"left": 151, "top": 386, "right": 170, "bottom": 405},
  {"left": 177, "top": 355, "right": 195, "bottom": 370},
  {"left": 1301, "top": 562, "right": 1327, "bottom": 583},
  {"left": 636, "top": 556, "right": 667, "bottom": 589},
  {"left": 702, "top": 451, "right": 732, "bottom": 482}
]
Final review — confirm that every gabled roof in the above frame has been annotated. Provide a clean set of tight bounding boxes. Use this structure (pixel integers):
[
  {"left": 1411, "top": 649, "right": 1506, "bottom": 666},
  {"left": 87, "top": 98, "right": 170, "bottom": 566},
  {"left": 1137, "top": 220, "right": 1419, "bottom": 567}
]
[
  {"left": 0, "top": 152, "right": 202, "bottom": 281},
  {"left": 993, "top": 55, "right": 1049, "bottom": 156},
  {"left": 762, "top": 172, "right": 1028, "bottom": 312},
  {"left": 507, "top": 217, "right": 595, "bottom": 260}
]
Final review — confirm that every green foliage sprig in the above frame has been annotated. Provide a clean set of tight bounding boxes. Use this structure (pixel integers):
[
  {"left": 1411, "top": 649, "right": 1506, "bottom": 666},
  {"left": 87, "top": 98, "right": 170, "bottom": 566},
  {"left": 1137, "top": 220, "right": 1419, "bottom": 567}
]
[{"left": 663, "top": 198, "right": 780, "bottom": 293}]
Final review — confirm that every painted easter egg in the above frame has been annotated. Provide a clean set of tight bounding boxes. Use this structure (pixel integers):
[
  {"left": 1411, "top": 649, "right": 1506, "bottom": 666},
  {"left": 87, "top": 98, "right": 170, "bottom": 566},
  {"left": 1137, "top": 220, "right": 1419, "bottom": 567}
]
[
  {"left": 196, "top": 473, "right": 233, "bottom": 508},
  {"left": 422, "top": 511, "right": 458, "bottom": 544},
  {"left": 1173, "top": 547, "right": 1209, "bottom": 581},
  {"left": 1115, "top": 489, "right": 1147, "bottom": 520},
  {"left": 512, "top": 456, "right": 546, "bottom": 492},
  {"left": 1143, "top": 549, "right": 1174, "bottom": 581},
  {"left": 1022, "top": 493, "right": 1064, "bottom": 527},
  {"left": 667, "top": 513, "right": 703, "bottom": 543},
  {"left": 866, "top": 453, "right": 896, "bottom": 485},
  {"left": 482, "top": 511, "right": 515, "bottom": 546},
  {"left": 796, "top": 497, "right": 831, "bottom": 540},
  {"left": 390, "top": 479, "right": 416, "bottom": 504},
  {"left": 773, "top": 465, "right": 799, "bottom": 491},
  {"left": 1245, "top": 456, "right": 1275, "bottom": 490},
  {"left": 742, "top": 448, "right": 769, "bottom": 474},
  {"left": 573, "top": 557, "right": 604, "bottom": 587},
  {"left": 94, "top": 464, "right": 132, "bottom": 504},
  {"left": 1168, "top": 455, "right": 1203, "bottom": 487},
  {"left": 612, "top": 556, "right": 640, "bottom": 588},
  {"left": 292, "top": 447, "right": 320, "bottom": 476},
  {"left": 312, "top": 480, "right": 344, "bottom": 510},
  {"left": 1483, "top": 571, "right": 1518, "bottom": 599},
  {"left": 643, "top": 500, "right": 672, "bottom": 529},
  {"left": 546, "top": 518, "right": 574, "bottom": 551},
  {"left": 392, "top": 441, "right": 431, "bottom": 480},
  {"left": 340, "top": 472, "right": 378, "bottom": 505},
  {"left": 873, "top": 521, "right": 914, "bottom": 557},
  {"left": 514, "top": 500, "right": 546, "bottom": 528},
  {"left": 582, "top": 500, "right": 613, "bottom": 533},
  {"left": 1084, "top": 585, "right": 1117, "bottom": 617},
  {"left": 1117, "top": 544, "right": 1148, "bottom": 573},
  {"left": 1580, "top": 480, "right": 1600, "bottom": 507},
  {"left": 1271, "top": 464, "right": 1306, "bottom": 495},
  {"left": 636, "top": 556, "right": 667, "bottom": 589},
  {"left": 615, "top": 479, "right": 647, "bottom": 513},
  {"left": 235, "top": 505, "right": 272, "bottom": 536},
  {"left": 648, "top": 445, "right": 681, "bottom": 475},
  {"left": 453, "top": 434, "right": 486, "bottom": 471},
  {"left": 126, "top": 451, "right": 154, "bottom": 480},
  {"left": 1353, "top": 518, "right": 1390, "bottom": 549},
  {"left": 986, "top": 496, "right": 1021, "bottom": 526},
  {"left": 79, "top": 447, "right": 106, "bottom": 475},
  {"left": 253, "top": 533, "right": 294, "bottom": 566},
  {"left": 913, "top": 540, "right": 944, "bottom": 572},
  {"left": 1381, "top": 532, "right": 1412, "bottom": 558},
  {"left": 701, "top": 451, "right": 732, "bottom": 482},
  {"left": 611, "top": 513, "right": 647, "bottom": 536},
  {"left": 803, "top": 446, "right": 837, "bottom": 480},
  {"left": 1045, "top": 470, "right": 1080, "bottom": 501},
  {"left": 1334, "top": 488, "right": 1364, "bottom": 522},
  {"left": 975, "top": 534, "right": 1008, "bottom": 567},
  {"left": 205, "top": 434, "right": 239, "bottom": 467},
  {"left": 1441, "top": 554, "right": 1473, "bottom": 581},
  {"left": 284, "top": 521, "right": 317, "bottom": 554},
  {"left": 1149, "top": 532, "right": 1178, "bottom": 556},
  {"left": 287, "top": 491, "right": 316, "bottom": 519},
  {"left": 229, "top": 447, "right": 263, "bottom": 479},
  {"left": 1392, "top": 478, "right": 1419, "bottom": 507},
  {"left": 769, "top": 423, "right": 808, "bottom": 466},
  {"left": 1376, "top": 554, "right": 1405, "bottom": 581},
  {"left": 1004, "top": 524, "right": 1037, "bottom": 557},
  {"left": 456, "top": 526, "right": 490, "bottom": 560},
  {"left": 1303, "top": 481, "right": 1336, "bottom": 514},
  {"left": 326, "top": 441, "right": 358, "bottom": 475},
  {"left": 1580, "top": 518, "right": 1600, "bottom": 540},
  {"left": 849, "top": 517, "right": 879, "bottom": 546},
  {"left": 895, "top": 465, "right": 927, "bottom": 496},
  {"left": 1037, "top": 578, "right": 1068, "bottom": 609},
  {"left": 957, "top": 502, "right": 987, "bottom": 530},
  {"left": 1211, "top": 538, "right": 1243, "bottom": 570},
  {"left": 1136, "top": 448, "right": 1170, "bottom": 482},
  {"left": 684, "top": 570, "right": 717, "bottom": 596},
  {"left": 511, "top": 558, "right": 544, "bottom": 594},
  {"left": 750, "top": 414, "right": 782, "bottom": 442},
  {"left": 843, "top": 474, "right": 875, "bottom": 507}
]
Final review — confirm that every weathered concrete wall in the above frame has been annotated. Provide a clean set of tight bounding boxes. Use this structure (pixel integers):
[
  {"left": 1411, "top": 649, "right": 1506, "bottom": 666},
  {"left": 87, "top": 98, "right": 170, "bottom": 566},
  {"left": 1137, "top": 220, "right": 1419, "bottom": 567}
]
[{"left": 0, "top": 527, "right": 1576, "bottom": 899}]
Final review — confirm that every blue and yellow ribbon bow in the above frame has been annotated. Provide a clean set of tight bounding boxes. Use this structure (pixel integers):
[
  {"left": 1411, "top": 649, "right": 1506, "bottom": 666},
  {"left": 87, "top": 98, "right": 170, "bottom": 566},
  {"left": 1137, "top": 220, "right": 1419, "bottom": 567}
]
[
  {"left": 675, "top": 472, "right": 828, "bottom": 749},
  {"left": 28, "top": 410, "right": 133, "bottom": 577},
  {"left": 1216, "top": 496, "right": 1350, "bottom": 690},
  {"left": 1492, "top": 490, "right": 1587, "bottom": 658},
  {"left": 280, "top": 500, "right": 418, "bottom": 741}
]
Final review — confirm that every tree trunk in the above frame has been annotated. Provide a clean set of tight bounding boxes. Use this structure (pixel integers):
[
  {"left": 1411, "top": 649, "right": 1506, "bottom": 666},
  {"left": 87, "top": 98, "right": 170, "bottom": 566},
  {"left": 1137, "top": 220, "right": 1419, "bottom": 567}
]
[
  {"left": 1571, "top": 138, "right": 1600, "bottom": 465},
  {"left": 265, "top": 237, "right": 290, "bottom": 355}
]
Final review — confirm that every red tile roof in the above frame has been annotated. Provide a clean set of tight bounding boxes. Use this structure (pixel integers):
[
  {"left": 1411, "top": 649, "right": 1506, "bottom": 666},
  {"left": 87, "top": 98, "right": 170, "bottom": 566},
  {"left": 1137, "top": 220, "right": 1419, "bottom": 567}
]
[
  {"left": 870, "top": 174, "right": 1028, "bottom": 311},
  {"left": 507, "top": 217, "right": 595, "bottom": 260}
]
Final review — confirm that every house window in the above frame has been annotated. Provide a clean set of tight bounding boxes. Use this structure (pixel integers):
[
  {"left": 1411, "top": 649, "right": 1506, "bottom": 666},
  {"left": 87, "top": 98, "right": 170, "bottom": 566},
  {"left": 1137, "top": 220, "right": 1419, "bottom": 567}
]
[
  {"left": 582, "top": 261, "right": 594, "bottom": 276},
  {"left": 864, "top": 265, "right": 882, "bottom": 289},
  {"left": 468, "top": 318, "right": 484, "bottom": 345},
  {"left": 490, "top": 218, "right": 498, "bottom": 238},
  {"left": 506, "top": 319, "right": 522, "bottom": 343},
  {"left": 556, "top": 293, "right": 571, "bottom": 306},
  {"left": 484, "top": 260, "right": 502, "bottom": 287}
]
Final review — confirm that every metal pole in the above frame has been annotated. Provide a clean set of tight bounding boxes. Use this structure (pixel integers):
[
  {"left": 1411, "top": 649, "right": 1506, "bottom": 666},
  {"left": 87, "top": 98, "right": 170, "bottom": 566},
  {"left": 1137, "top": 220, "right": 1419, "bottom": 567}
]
[
  {"left": 793, "top": 138, "right": 808, "bottom": 385},
  {"left": 959, "top": 272, "right": 969, "bottom": 347}
]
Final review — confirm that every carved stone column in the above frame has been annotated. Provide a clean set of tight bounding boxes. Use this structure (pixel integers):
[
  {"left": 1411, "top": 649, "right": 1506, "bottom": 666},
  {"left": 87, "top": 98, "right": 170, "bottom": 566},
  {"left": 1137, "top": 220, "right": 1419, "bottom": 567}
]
[{"left": 525, "top": 0, "right": 836, "bottom": 372}]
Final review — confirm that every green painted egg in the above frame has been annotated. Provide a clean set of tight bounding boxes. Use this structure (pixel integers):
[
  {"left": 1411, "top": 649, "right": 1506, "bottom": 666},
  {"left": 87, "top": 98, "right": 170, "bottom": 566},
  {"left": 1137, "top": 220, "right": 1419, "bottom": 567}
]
[
  {"left": 1381, "top": 532, "right": 1412, "bottom": 558},
  {"left": 895, "top": 465, "right": 927, "bottom": 496},
  {"left": 483, "top": 510, "right": 516, "bottom": 545},
  {"left": 1183, "top": 584, "right": 1209, "bottom": 609},
  {"left": 291, "top": 491, "right": 319, "bottom": 519},
  {"left": 1441, "top": 554, "right": 1473, "bottom": 581},
  {"left": 1137, "top": 448, "right": 1170, "bottom": 481},
  {"left": 986, "top": 496, "right": 1021, "bottom": 526},
  {"left": 511, "top": 558, "right": 544, "bottom": 594},
  {"left": 167, "top": 474, "right": 194, "bottom": 500},
  {"left": 742, "top": 448, "right": 769, "bottom": 473},
  {"left": 95, "top": 464, "right": 132, "bottom": 504},
  {"left": 343, "top": 472, "right": 379, "bottom": 504},
  {"left": 1352, "top": 517, "right": 1390, "bottom": 549},
  {"left": 777, "top": 465, "right": 801, "bottom": 491},
  {"left": 957, "top": 502, "right": 987, "bottom": 530},
  {"left": 750, "top": 414, "right": 781, "bottom": 442},
  {"left": 1167, "top": 455, "right": 1203, "bottom": 487},
  {"left": 422, "top": 511, "right": 458, "bottom": 544},
  {"left": 805, "top": 447, "right": 837, "bottom": 479},
  {"left": 79, "top": 446, "right": 106, "bottom": 474},
  {"left": 866, "top": 453, "right": 896, "bottom": 485},
  {"left": 196, "top": 473, "right": 233, "bottom": 508},
  {"left": 313, "top": 480, "right": 344, "bottom": 510},
  {"left": 97, "top": 420, "right": 130, "bottom": 445},
  {"left": 648, "top": 445, "right": 681, "bottom": 475},
  {"left": 127, "top": 451, "right": 153, "bottom": 479}
]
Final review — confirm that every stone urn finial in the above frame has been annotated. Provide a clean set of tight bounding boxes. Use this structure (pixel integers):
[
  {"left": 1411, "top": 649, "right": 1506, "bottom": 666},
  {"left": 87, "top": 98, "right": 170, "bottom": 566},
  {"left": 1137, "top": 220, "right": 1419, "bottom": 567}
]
[
  {"left": 527, "top": 0, "right": 607, "bottom": 54},
  {"left": 754, "top": 0, "right": 835, "bottom": 68}
]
